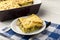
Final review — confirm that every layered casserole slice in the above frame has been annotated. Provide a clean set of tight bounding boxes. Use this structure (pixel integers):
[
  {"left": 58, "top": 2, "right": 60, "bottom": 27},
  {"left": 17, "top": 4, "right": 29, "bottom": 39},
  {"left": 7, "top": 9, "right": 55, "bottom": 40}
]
[{"left": 17, "top": 14, "right": 43, "bottom": 33}]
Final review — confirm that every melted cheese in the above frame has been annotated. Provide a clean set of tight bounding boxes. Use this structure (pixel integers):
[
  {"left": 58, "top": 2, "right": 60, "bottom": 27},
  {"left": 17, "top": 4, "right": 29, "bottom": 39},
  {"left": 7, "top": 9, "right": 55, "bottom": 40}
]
[{"left": 0, "top": 0, "right": 33, "bottom": 10}]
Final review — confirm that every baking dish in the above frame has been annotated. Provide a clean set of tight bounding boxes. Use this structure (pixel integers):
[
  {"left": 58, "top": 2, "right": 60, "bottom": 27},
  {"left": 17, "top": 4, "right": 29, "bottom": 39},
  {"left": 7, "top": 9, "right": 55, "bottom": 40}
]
[{"left": 0, "top": 0, "right": 41, "bottom": 21}]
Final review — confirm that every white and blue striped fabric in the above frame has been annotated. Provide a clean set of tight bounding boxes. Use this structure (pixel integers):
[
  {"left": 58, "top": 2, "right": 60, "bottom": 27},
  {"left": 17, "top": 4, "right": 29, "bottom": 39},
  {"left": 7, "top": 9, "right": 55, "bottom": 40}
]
[{"left": 0, "top": 21, "right": 60, "bottom": 40}]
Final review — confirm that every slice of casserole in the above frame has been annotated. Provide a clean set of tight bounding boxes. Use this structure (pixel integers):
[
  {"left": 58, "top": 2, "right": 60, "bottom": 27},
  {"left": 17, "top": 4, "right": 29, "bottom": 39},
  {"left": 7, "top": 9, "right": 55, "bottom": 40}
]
[{"left": 17, "top": 14, "right": 43, "bottom": 33}]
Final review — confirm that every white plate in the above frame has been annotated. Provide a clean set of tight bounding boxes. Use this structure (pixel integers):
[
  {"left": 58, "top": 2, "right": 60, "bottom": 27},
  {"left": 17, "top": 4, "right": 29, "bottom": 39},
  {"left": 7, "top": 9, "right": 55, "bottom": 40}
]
[{"left": 10, "top": 17, "right": 46, "bottom": 35}]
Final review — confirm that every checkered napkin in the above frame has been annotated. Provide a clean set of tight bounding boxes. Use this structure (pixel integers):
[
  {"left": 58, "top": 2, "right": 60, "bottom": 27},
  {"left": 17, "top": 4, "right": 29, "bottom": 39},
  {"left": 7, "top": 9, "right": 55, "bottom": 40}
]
[{"left": 0, "top": 21, "right": 60, "bottom": 40}]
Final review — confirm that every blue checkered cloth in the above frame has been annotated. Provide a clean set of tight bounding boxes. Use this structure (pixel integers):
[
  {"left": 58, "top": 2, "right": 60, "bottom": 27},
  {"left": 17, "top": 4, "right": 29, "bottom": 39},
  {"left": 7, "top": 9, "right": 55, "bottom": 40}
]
[{"left": 0, "top": 21, "right": 60, "bottom": 40}]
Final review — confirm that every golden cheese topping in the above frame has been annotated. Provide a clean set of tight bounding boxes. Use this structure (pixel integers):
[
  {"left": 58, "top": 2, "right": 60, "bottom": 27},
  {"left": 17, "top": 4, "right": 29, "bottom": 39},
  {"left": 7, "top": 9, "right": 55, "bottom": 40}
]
[
  {"left": 0, "top": 0, "right": 33, "bottom": 10},
  {"left": 0, "top": 1, "right": 20, "bottom": 10}
]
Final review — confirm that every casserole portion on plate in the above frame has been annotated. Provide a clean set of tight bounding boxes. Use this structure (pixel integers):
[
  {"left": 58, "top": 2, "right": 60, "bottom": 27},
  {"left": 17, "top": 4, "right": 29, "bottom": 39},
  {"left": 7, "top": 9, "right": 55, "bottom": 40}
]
[{"left": 17, "top": 14, "right": 43, "bottom": 33}]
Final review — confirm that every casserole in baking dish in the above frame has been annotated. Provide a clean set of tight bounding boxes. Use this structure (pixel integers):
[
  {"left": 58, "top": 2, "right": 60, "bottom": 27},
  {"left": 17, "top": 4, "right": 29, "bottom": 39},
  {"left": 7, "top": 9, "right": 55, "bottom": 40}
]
[{"left": 0, "top": 0, "right": 41, "bottom": 21}]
